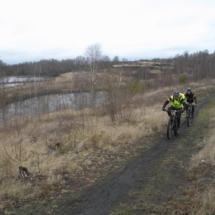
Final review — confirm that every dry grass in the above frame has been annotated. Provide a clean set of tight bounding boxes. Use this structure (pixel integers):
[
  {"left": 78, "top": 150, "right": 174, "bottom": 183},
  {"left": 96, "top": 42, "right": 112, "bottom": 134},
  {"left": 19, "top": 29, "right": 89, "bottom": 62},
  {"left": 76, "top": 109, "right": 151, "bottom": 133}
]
[
  {"left": 185, "top": 93, "right": 215, "bottom": 214},
  {"left": 0, "top": 72, "right": 215, "bottom": 211},
  {"left": 190, "top": 111, "right": 215, "bottom": 167},
  {"left": 0, "top": 94, "right": 166, "bottom": 203}
]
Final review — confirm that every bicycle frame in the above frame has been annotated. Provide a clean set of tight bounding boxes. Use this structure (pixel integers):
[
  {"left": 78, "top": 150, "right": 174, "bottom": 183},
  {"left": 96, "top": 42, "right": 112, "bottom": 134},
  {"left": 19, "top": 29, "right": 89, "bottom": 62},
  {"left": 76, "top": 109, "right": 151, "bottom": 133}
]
[
  {"left": 164, "top": 109, "right": 182, "bottom": 139},
  {"left": 169, "top": 110, "right": 179, "bottom": 129}
]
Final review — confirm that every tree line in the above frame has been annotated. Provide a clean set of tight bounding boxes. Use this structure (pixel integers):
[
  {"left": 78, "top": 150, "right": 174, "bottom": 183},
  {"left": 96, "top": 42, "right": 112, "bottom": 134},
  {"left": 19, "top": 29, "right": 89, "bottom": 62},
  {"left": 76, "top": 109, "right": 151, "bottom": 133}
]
[
  {"left": 0, "top": 43, "right": 124, "bottom": 78},
  {"left": 173, "top": 50, "right": 215, "bottom": 80},
  {"left": 0, "top": 48, "right": 215, "bottom": 80}
]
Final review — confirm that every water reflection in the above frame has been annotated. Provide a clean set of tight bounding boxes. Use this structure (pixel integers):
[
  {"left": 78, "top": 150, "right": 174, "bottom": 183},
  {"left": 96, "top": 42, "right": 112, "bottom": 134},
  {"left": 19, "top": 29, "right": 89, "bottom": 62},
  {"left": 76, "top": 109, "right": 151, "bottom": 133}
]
[
  {"left": 0, "top": 91, "right": 106, "bottom": 123},
  {"left": 0, "top": 76, "right": 50, "bottom": 88}
]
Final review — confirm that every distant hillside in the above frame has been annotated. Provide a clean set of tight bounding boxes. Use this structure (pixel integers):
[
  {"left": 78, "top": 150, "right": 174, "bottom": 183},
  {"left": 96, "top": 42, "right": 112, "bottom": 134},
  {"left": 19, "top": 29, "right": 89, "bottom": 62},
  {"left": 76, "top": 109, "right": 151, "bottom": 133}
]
[{"left": 113, "top": 60, "right": 174, "bottom": 75}]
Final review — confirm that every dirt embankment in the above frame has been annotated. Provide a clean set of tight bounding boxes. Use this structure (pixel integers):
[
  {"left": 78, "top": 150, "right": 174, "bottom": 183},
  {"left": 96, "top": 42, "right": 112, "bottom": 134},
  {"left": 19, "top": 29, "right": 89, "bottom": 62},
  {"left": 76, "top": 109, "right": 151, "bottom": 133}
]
[{"left": 5, "top": 89, "right": 215, "bottom": 215}]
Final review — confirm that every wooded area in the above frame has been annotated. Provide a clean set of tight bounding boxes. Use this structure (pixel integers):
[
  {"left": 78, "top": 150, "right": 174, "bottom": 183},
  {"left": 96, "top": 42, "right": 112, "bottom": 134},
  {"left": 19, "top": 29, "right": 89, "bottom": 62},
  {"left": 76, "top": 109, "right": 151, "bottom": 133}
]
[{"left": 0, "top": 50, "right": 214, "bottom": 80}]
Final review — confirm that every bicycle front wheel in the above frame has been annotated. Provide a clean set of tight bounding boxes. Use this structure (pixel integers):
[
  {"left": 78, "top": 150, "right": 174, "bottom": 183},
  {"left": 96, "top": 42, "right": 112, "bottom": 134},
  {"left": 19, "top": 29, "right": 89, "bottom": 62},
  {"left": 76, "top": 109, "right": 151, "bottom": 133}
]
[
  {"left": 167, "top": 118, "right": 174, "bottom": 139},
  {"left": 186, "top": 109, "right": 191, "bottom": 127},
  {"left": 174, "top": 120, "right": 178, "bottom": 136},
  {"left": 187, "top": 113, "right": 191, "bottom": 127}
]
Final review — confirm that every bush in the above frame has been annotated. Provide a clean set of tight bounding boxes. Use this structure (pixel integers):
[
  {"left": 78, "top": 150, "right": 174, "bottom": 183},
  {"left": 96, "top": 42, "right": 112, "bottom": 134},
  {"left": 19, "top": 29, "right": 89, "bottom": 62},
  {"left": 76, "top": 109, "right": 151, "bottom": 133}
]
[
  {"left": 178, "top": 74, "right": 187, "bottom": 84},
  {"left": 127, "top": 80, "right": 146, "bottom": 94}
]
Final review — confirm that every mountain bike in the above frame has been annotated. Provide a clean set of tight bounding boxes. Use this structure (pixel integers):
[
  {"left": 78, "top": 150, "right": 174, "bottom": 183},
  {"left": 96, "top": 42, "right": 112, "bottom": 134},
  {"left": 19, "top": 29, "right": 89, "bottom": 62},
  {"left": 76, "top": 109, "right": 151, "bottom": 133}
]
[
  {"left": 164, "top": 109, "right": 183, "bottom": 140},
  {"left": 186, "top": 103, "right": 196, "bottom": 127}
]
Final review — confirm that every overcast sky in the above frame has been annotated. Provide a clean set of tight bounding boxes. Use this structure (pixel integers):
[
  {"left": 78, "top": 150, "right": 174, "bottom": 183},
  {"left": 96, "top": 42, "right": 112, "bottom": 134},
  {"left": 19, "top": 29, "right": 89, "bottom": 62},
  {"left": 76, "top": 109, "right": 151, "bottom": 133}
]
[{"left": 1, "top": 0, "right": 215, "bottom": 64}]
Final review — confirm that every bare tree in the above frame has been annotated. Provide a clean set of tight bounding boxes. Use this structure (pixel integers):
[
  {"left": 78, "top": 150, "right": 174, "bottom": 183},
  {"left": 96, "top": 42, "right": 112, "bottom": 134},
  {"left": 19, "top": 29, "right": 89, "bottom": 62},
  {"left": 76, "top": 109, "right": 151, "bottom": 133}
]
[
  {"left": 102, "top": 55, "right": 110, "bottom": 62},
  {"left": 75, "top": 56, "right": 86, "bottom": 71},
  {"left": 113, "top": 56, "right": 120, "bottom": 62},
  {"left": 84, "top": 43, "right": 103, "bottom": 93}
]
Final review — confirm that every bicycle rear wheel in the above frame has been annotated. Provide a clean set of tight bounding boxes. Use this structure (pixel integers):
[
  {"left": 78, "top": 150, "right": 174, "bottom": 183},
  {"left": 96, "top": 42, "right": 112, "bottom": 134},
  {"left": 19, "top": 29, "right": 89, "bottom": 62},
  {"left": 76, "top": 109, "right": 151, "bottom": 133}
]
[{"left": 167, "top": 118, "right": 174, "bottom": 139}]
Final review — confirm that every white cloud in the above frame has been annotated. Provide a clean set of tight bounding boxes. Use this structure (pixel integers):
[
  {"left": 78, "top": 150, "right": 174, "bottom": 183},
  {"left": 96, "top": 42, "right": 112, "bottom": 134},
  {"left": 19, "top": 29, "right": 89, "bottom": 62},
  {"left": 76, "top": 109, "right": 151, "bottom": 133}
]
[{"left": 1, "top": 0, "right": 215, "bottom": 64}]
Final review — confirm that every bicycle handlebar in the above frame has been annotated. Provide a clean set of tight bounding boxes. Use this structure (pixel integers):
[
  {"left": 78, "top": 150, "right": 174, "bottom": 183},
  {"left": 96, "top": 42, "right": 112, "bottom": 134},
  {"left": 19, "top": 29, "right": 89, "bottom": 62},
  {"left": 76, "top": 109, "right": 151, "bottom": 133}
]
[
  {"left": 163, "top": 109, "right": 183, "bottom": 113},
  {"left": 163, "top": 109, "right": 184, "bottom": 113},
  {"left": 186, "top": 102, "right": 197, "bottom": 106}
]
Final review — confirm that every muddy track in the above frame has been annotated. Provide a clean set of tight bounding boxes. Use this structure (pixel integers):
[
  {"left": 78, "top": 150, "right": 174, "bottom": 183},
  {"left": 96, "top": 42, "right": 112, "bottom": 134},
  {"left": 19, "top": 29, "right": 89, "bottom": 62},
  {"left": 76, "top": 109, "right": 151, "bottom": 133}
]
[{"left": 62, "top": 91, "right": 215, "bottom": 215}]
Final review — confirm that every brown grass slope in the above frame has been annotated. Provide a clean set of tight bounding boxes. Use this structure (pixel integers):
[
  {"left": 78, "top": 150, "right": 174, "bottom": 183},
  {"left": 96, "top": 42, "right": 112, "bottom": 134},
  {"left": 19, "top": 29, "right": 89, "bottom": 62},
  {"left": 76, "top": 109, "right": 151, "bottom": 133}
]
[{"left": 0, "top": 70, "right": 215, "bottom": 214}]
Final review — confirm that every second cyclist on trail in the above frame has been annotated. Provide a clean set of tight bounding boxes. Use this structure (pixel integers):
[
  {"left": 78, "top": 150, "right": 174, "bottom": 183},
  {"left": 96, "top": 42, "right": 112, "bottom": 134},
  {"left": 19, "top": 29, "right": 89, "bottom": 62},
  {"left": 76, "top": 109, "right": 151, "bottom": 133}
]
[
  {"left": 184, "top": 87, "right": 197, "bottom": 119},
  {"left": 162, "top": 90, "right": 186, "bottom": 134}
]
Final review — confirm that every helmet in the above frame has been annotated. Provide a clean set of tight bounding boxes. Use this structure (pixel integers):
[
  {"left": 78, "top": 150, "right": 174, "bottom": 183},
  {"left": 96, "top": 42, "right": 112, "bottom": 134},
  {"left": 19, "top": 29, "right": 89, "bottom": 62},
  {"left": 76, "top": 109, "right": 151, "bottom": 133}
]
[
  {"left": 173, "top": 90, "right": 180, "bottom": 96},
  {"left": 173, "top": 90, "right": 180, "bottom": 99},
  {"left": 187, "top": 87, "right": 191, "bottom": 92}
]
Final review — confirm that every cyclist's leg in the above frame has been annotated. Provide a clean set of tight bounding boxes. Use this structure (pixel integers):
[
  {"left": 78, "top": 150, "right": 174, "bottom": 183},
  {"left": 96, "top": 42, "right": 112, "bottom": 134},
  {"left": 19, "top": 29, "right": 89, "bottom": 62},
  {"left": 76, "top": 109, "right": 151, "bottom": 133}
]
[
  {"left": 167, "top": 106, "right": 173, "bottom": 117},
  {"left": 192, "top": 105, "right": 194, "bottom": 118},
  {"left": 167, "top": 106, "right": 174, "bottom": 131},
  {"left": 185, "top": 103, "right": 189, "bottom": 115}
]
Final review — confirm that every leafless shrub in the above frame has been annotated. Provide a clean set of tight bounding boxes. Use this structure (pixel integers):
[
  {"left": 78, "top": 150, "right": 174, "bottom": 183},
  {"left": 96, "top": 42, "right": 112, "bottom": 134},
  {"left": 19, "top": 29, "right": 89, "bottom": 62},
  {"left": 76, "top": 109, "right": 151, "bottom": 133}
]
[
  {"left": 178, "top": 74, "right": 188, "bottom": 84},
  {"left": 102, "top": 73, "right": 137, "bottom": 123},
  {"left": 1, "top": 138, "right": 23, "bottom": 164},
  {"left": 154, "top": 70, "right": 175, "bottom": 88}
]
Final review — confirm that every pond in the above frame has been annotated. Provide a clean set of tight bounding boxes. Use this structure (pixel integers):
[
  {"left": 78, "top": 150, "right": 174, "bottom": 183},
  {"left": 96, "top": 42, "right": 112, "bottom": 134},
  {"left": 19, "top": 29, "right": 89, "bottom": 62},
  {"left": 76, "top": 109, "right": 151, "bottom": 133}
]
[
  {"left": 0, "top": 76, "right": 50, "bottom": 88},
  {"left": 0, "top": 91, "right": 106, "bottom": 123}
]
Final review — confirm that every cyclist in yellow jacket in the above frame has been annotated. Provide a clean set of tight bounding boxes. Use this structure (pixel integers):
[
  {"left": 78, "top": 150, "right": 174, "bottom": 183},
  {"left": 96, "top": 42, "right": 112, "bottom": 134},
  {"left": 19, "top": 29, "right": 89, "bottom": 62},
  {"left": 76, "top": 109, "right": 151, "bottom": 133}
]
[{"left": 162, "top": 90, "right": 186, "bottom": 133}]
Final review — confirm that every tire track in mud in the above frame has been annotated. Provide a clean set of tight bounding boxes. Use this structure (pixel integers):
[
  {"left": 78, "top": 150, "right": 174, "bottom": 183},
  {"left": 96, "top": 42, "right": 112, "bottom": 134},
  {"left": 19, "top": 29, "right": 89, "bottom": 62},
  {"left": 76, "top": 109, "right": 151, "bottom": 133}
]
[
  {"left": 68, "top": 140, "right": 170, "bottom": 215},
  {"left": 66, "top": 91, "right": 215, "bottom": 215}
]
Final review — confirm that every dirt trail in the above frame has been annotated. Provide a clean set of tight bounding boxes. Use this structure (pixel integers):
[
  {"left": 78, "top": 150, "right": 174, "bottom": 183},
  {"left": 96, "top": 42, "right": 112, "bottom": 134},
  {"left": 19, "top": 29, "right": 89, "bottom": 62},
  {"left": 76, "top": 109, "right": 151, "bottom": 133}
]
[
  {"left": 5, "top": 92, "right": 215, "bottom": 215},
  {"left": 67, "top": 140, "right": 170, "bottom": 215},
  {"left": 64, "top": 92, "right": 215, "bottom": 215}
]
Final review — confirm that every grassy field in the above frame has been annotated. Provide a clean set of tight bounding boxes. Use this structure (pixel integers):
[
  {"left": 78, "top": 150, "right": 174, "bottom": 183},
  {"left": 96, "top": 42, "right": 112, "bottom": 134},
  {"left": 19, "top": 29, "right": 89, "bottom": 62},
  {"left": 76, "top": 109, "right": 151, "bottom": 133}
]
[{"left": 0, "top": 71, "right": 215, "bottom": 213}]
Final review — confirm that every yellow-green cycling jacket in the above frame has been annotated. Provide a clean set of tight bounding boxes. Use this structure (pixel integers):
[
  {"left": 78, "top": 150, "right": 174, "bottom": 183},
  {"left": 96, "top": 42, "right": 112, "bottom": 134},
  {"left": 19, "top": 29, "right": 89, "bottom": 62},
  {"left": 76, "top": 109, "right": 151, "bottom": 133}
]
[{"left": 163, "top": 93, "right": 186, "bottom": 109}]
